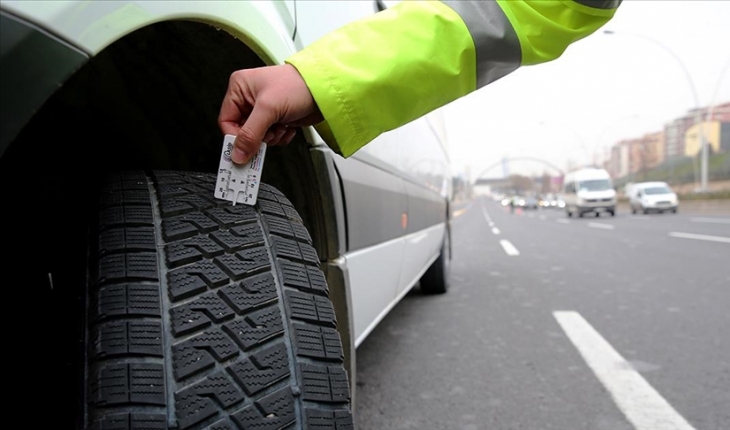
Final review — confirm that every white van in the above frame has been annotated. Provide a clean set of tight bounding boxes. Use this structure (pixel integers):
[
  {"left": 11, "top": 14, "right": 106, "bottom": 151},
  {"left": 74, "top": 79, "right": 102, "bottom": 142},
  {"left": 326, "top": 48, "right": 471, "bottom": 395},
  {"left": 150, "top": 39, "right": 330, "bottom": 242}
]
[
  {"left": 629, "top": 182, "right": 679, "bottom": 214},
  {"left": 562, "top": 168, "right": 617, "bottom": 217}
]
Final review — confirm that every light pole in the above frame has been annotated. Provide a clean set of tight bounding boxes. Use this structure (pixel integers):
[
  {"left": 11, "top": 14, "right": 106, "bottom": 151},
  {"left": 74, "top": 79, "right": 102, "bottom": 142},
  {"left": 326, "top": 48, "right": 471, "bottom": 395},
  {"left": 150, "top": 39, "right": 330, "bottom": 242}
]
[{"left": 603, "top": 30, "right": 708, "bottom": 191}]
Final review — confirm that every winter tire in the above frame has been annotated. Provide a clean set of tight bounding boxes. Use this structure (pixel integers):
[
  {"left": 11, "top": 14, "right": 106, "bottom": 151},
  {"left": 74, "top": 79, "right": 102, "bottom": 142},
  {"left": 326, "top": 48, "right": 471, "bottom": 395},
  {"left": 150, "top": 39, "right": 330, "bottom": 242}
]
[{"left": 85, "top": 171, "right": 353, "bottom": 430}]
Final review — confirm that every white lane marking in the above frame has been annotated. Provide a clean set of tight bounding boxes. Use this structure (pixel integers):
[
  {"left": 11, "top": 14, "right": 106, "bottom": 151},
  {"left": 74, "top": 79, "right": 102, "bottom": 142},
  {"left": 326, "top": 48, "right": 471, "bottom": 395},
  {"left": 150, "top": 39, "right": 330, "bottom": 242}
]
[
  {"left": 488, "top": 221, "right": 495, "bottom": 227},
  {"left": 588, "top": 222, "right": 615, "bottom": 230},
  {"left": 629, "top": 216, "right": 652, "bottom": 220},
  {"left": 554, "top": 311, "right": 696, "bottom": 430},
  {"left": 539, "top": 215, "right": 547, "bottom": 220},
  {"left": 492, "top": 227, "right": 501, "bottom": 235},
  {"left": 557, "top": 219, "right": 571, "bottom": 224},
  {"left": 669, "top": 232, "right": 730, "bottom": 244},
  {"left": 481, "top": 203, "right": 491, "bottom": 222},
  {"left": 690, "top": 217, "right": 730, "bottom": 224},
  {"left": 499, "top": 240, "right": 520, "bottom": 256}
]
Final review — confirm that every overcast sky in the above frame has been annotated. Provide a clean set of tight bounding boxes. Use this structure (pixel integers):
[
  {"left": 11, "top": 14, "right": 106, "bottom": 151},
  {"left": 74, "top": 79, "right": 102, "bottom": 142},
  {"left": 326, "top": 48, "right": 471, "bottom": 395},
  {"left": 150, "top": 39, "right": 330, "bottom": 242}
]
[
  {"left": 442, "top": 1, "right": 730, "bottom": 179},
  {"left": 297, "top": 1, "right": 730, "bottom": 179}
]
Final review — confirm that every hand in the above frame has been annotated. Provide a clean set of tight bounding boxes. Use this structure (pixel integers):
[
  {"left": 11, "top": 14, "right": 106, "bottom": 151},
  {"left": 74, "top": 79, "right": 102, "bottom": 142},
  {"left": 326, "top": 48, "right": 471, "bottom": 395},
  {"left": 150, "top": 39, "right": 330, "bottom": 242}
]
[{"left": 218, "top": 64, "right": 323, "bottom": 164}]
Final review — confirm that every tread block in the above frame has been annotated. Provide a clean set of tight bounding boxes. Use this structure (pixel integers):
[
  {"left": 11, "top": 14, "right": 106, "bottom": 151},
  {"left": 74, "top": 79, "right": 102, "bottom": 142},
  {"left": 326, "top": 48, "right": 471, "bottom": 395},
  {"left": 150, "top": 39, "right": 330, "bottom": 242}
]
[
  {"left": 271, "top": 236, "right": 319, "bottom": 265},
  {"left": 299, "top": 363, "right": 350, "bottom": 404},
  {"left": 98, "top": 253, "right": 158, "bottom": 284},
  {"left": 230, "top": 387, "right": 295, "bottom": 430},
  {"left": 279, "top": 259, "right": 328, "bottom": 295},
  {"left": 259, "top": 199, "right": 302, "bottom": 224},
  {"left": 263, "top": 215, "right": 311, "bottom": 243},
  {"left": 104, "top": 174, "right": 147, "bottom": 190},
  {"left": 172, "top": 328, "right": 238, "bottom": 381},
  {"left": 92, "top": 321, "right": 163, "bottom": 358},
  {"left": 99, "top": 227, "right": 156, "bottom": 255},
  {"left": 160, "top": 194, "right": 216, "bottom": 217},
  {"left": 92, "top": 413, "right": 168, "bottom": 430},
  {"left": 170, "top": 293, "right": 235, "bottom": 336},
  {"left": 292, "top": 323, "right": 343, "bottom": 362},
  {"left": 174, "top": 371, "right": 245, "bottom": 429},
  {"left": 286, "top": 291, "right": 336, "bottom": 327},
  {"left": 204, "top": 419, "right": 236, "bottom": 430},
  {"left": 304, "top": 409, "right": 354, "bottom": 430},
  {"left": 214, "top": 248, "right": 270, "bottom": 280},
  {"left": 162, "top": 212, "right": 218, "bottom": 241},
  {"left": 210, "top": 224, "right": 264, "bottom": 252},
  {"left": 100, "top": 206, "right": 154, "bottom": 228},
  {"left": 165, "top": 235, "right": 225, "bottom": 268},
  {"left": 93, "top": 284, "right": 160, "bottom": 321},
  {"left": 205, "top": 207, "right": 255, "bottom": 228},
  {"left": 101, "top": 190, "right": 151, "bottom": 207},
  {"left": 227, "top": 343, "right": 290, "bottom": 396},
  {"left": 223, "top": 307, "right": 284, "bottom": 351},
  {"left": 168, "top": 261, "right": 229, "bottom": 301},
  {"left": 219, "top": 273, "right": 278, "bottom": 314},
  {"left": 91, "top": 363, "right": 165, "bottom": 406}
]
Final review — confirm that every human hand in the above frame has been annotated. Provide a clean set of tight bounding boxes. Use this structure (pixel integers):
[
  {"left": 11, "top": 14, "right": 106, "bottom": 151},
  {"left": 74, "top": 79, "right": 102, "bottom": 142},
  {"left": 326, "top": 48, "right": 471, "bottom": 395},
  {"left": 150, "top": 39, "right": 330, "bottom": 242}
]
[{"left": 218, "top": 64, "right": 323, "bottom": 164}]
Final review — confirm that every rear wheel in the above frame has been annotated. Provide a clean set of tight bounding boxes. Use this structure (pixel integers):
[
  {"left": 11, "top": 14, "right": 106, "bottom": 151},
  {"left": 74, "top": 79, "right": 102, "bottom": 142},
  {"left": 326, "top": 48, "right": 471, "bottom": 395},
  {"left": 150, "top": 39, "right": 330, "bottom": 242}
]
[
  {"left": 84, "top": 171, "right": 352, "bottom": 430},
  {"left": 420, "top": 230, "right": 450, "bottom": 294}
]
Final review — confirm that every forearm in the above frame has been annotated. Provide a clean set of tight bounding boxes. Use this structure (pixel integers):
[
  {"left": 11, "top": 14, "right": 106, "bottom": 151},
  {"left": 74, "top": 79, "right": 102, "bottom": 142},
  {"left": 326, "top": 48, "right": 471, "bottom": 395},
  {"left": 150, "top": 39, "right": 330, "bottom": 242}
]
[{"left": 286, "top": 0, "right": 620, "bottom": 157}]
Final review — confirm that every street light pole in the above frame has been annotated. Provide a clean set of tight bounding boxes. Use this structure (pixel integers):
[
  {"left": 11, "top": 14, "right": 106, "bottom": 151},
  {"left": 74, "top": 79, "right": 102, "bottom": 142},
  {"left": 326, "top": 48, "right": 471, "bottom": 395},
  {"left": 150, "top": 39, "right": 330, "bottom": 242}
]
[{"left": 603, "top": 30, "right": 708, "bottom": 191}]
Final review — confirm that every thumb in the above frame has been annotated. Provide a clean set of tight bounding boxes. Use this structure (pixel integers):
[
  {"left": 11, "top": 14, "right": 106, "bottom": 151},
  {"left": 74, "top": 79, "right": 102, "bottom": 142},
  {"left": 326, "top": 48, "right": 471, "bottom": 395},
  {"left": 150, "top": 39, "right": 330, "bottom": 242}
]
[{"left": 233, "top": 103, "right": 278, "bottom": 164}]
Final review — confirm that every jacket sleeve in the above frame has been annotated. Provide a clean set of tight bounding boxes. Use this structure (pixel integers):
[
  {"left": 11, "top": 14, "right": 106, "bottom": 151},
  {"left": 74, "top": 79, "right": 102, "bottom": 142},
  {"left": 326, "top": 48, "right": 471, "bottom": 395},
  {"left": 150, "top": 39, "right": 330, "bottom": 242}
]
[{"left": 286, "top": 0, "right": 620, "bottom": 157}]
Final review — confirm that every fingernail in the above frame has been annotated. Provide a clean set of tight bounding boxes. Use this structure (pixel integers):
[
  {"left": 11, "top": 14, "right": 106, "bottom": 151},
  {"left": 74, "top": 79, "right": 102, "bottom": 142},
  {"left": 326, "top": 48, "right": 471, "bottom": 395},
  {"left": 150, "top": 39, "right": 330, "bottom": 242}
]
[
  {"left": 232, "top": 147, "right": 247, "bottom": 164},
  {"left": 263, "top": 131, "right": 274, "bottom": 143}
]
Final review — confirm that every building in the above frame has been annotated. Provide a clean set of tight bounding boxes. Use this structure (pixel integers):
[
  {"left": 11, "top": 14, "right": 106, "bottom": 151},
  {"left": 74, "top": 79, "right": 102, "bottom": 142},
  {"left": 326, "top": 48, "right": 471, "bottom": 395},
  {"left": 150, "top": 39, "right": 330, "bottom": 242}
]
[
  {"left": 685, "top": 121, "right": 722, "bottom": 157},
  {"left": 640, "top": 131, "right": 665, "bottom": 169}
]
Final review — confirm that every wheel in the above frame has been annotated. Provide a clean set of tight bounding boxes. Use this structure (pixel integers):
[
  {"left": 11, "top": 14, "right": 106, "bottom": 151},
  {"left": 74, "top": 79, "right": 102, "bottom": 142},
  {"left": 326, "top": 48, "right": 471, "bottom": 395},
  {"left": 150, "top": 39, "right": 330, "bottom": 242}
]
[
  {"left": 672, "top": 208, "right": 678, "bottom": 214},
  {"left": 594, "top": 212, "right": 600, "bottom": 218},
  {"left": 85, "top": 172, "right": 352, "bottom": 430},
  {"left": 642, "top": 207, "right": 649, "bottom": 215},
  {"left": 631, "top": 206, "right": 637, "bottom": 215},
  {"left": 578, "top": 211, "right": 585, "bottom": 218},
  {"left": 609, "top": 210, "right": 615, "bottom": 217},
  {"left": 566, "top": 209, "right": 573, "bottom": 218},
  {"left": 420, "top": 229, "right": 450, "bottom": 294}
]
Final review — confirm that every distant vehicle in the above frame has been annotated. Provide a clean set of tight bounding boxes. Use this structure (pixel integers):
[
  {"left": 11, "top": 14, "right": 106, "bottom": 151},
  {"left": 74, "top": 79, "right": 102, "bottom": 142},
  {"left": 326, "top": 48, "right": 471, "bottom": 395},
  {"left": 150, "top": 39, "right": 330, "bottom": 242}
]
[
  {"left": 521, "top": 196, "right": 539, "bottom": 210},
  {"left": 540, "top": 193, "right": 559, "bottom": 208},
  {"left": 561, "top": 168, "right": 616, "bottom": 217},
  {"left": 629, "top": 182, "right": 678, "bottom": 214}
]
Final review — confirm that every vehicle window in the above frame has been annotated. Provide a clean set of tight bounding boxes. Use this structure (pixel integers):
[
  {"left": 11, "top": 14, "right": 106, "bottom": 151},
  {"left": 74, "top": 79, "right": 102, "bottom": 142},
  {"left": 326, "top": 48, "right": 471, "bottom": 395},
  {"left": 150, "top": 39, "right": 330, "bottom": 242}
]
[
  {"left": 643, "top": 186, "right": 672, "bottom": 195},
  {"left": 578, "top": 179, "right": 611, "bottom": 192}
]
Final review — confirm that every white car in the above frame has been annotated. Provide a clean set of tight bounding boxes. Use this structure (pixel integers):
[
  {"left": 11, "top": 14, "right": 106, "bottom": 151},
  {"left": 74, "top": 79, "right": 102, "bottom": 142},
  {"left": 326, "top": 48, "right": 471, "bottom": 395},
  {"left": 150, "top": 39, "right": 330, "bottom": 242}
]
[
  {"left": 0, "top": 2, "right": 451, "bottom": 428},
  {"left": 629, "top": 182, "right": 679, "bottom": 214}
]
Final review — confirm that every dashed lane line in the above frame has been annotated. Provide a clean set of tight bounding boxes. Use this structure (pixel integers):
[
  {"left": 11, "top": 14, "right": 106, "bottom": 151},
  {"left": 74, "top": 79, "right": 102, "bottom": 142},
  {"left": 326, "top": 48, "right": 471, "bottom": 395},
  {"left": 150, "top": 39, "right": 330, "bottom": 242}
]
[
  {"left": 588, "top": 222, "right": 615, "bottom": 230},
  {"left": 554, "top": 311, "right": 696, "bottom": 430},
  {"left": 492, "top": 227, "right": 501, "bottom": 235},
  {"left": 669, "top": 232, "right": 730, "bottom": 244},
  {"left": 499, "top": 240, "right": 520, "bottom": 256},
  {"left": 557, "top": 219, "right": 571, "bottom": 224}
]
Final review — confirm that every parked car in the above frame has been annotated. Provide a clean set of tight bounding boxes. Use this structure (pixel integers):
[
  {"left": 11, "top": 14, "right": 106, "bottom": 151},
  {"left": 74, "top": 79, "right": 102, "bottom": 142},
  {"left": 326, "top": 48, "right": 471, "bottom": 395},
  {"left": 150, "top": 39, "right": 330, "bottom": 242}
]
[
  {"left": 0, "top": 2, "right": 451, "bottom": 428},
  {"left": 629, "top": 181, "right": 679, "bottom": 214},
  {"left": 561, "top": 168, "right": 617, "bottom": 217}
]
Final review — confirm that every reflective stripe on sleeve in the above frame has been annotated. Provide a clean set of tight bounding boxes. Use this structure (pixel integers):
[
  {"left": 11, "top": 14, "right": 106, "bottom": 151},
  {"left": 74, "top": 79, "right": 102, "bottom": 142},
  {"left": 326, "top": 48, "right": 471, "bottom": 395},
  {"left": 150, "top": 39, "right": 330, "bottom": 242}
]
[
  {"left": 573, "top": 0, "right": 622, "bottom": 10},
  {"left": 442, "top": 0, "right": 521, "bottom": 88}
]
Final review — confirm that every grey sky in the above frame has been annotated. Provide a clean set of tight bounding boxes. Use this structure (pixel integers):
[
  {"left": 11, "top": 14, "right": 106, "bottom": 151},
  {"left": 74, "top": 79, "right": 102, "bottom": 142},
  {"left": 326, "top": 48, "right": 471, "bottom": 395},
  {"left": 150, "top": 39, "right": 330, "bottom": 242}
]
[
  {"left": 296, "top": 1, "right": 730, "bottom": 178},
  {"left": 443, "top": 1, "right": 730, "bottom": 179}
]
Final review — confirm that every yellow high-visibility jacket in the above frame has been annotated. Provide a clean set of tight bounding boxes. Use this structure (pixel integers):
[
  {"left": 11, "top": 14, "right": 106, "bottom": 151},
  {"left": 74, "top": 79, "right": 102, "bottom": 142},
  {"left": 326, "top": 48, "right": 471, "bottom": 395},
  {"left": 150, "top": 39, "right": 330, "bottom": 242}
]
[{"left": 287, "top": 0, "right": 621, "bottom": 157}]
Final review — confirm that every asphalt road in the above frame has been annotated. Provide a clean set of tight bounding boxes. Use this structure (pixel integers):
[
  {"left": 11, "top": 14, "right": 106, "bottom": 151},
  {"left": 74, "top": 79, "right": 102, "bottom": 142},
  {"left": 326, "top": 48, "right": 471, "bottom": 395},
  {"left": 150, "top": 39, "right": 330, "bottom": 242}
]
[{"left": 355, "top": 198, "right": 730, "bottom": 430}]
